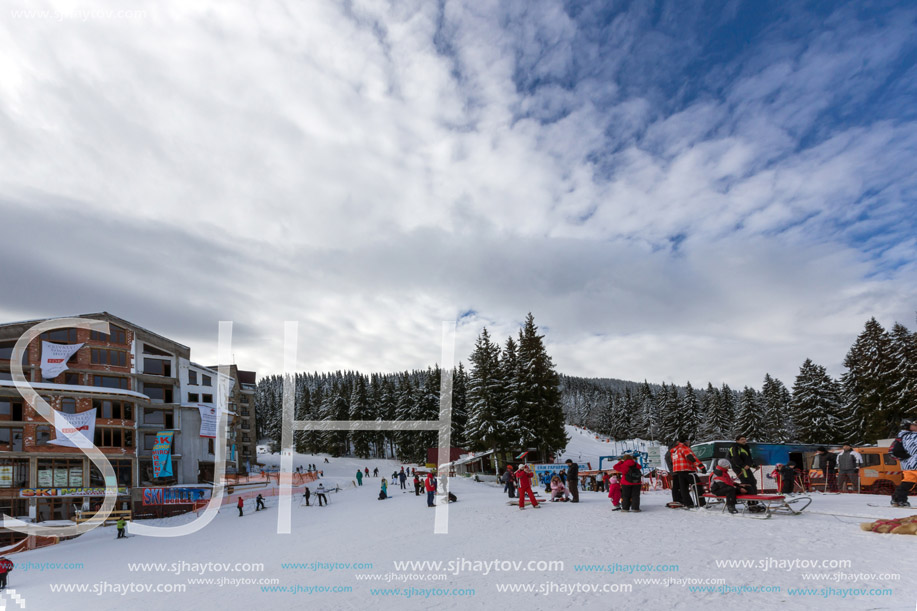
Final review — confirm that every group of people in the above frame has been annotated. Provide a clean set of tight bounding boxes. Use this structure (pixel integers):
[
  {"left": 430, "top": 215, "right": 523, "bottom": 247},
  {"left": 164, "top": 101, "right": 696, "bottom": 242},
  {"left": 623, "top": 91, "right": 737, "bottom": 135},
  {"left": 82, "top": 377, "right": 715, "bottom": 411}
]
[{"left": 502, "top": 459, "right": 582, "bottom": 509}]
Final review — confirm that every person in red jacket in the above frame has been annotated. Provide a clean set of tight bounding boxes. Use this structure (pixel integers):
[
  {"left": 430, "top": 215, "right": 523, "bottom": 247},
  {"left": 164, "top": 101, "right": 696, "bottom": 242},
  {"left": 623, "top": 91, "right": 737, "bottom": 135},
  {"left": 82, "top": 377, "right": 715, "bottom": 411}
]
[
  {"left": 710, "top": 459, "right": 752, "bottom": 514},
  {"left": 613, "top": 454, "right": 642, "bottom": 512},
  {"left": 425, "top": 472, "right": 437, "bottom": 507},
  {"left": 514, "top": 464, "right": 540, "bottom": 509},
  {"left": 0, "top": 556, "right": 13, "bottom": 590},
  {"left": 237, "top": 496, "right": 244, "bottom": 517},
  {"left": 670, "top": 439, "right": 706, "bottom": 508}
]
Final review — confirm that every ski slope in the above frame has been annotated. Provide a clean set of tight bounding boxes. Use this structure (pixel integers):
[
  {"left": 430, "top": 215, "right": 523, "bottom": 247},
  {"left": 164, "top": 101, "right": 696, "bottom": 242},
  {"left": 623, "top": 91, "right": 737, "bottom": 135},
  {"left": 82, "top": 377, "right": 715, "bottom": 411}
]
[
  {"left": 558, "top": 425, "right": 660, "bottom": 468},
  {"left": 7, "top": 447, "right": 916, "bottom": 611}
]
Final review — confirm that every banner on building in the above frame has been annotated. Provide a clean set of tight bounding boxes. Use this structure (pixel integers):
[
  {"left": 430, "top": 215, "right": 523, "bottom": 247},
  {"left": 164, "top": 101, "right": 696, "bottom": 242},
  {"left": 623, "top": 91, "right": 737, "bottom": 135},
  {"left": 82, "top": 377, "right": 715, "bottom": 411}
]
[
  {"left": 40, "top": 341, "right": 84, "bottom": 379},
  {"left": 530, "top": 463, "right": 590, "bottom": 482},
  {"left": 141, "top": 488, "right": 210, "bottom": 506},
  {"left": 48, "top": 408, "right": 96, "bottom": 448},
  {"left": 0, "top": 466, "right": 12, "bottom": 487},
  {"left": 20, "top": 487, "right": 128, "bottom": 497},
  {"left": 196, "top": 404, "right": 219, "bottom": 438},
  {"left": 152, "top": 431, "right": 175, "bottom": 478}
]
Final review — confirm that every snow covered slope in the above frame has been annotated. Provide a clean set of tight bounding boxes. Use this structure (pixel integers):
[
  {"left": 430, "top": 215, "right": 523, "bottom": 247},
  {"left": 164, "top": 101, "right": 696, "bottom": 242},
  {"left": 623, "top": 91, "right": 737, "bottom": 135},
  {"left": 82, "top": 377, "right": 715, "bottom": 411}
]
[
  {"left": 10, "top": 450, "right": 916, "bottom": 611},
  {"left": 558, "top": 425, "right": 660, "bottom": 468}
]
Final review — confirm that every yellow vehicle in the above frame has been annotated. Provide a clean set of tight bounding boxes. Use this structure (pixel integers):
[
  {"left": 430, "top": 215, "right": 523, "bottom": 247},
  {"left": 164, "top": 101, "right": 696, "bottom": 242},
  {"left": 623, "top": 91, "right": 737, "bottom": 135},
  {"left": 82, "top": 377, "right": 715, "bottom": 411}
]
[{"left": 852, "top": 447, "right": 902, "bottom": 494}]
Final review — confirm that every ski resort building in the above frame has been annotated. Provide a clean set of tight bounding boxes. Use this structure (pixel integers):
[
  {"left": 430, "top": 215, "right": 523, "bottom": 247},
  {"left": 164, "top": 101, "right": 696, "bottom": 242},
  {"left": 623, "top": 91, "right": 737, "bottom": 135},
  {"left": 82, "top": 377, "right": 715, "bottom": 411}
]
[{"left": 0, "top": 312, "right": 251, "bottom": 546}]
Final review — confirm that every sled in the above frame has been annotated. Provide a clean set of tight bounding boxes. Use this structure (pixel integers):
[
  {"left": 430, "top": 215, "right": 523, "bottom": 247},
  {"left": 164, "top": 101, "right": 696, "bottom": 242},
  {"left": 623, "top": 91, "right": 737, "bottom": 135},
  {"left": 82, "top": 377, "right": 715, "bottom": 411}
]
[{"left": 702, "top": 493, "right": 812, "bottom": 519}]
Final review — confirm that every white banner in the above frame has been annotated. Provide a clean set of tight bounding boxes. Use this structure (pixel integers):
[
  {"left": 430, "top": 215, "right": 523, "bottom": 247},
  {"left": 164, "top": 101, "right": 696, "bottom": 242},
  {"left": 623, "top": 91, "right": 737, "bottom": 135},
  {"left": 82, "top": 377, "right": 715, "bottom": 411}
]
[
  {"left": 48, "top": 407, "right": 96, "bottom": 448},
  {"left": 197, "top": 404, "right": 219, "bottom": 438},
  {"left": 40, "top": 341, "right": 84, "bottom": 379}
]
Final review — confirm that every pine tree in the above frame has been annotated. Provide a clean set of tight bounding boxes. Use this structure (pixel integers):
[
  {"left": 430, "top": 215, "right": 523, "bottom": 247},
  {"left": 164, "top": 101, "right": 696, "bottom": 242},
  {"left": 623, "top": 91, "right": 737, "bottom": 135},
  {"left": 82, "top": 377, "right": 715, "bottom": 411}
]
[
  {"left": 720, "top": 383, "right": 737, "bottom": 440},
  {"left": 657, "top": 384, "right": 680, "bottom": 443},
  {"left": 349, "top": 376, "right": 371, "bottom": 458},
  {"left": 674, "top": 382, "right": 700, "bottom": 443},
  {"left": 515, "top": 314, "right": 567, "bottom": 459},
  {"left": 790, "top": 359, "right": 841, "bottom": 444},
  {"left": 841, "top": 318, "right": 896, "bottom": 441},
  {"left": 638, "top": 381, "right": 657, "bottom": 440},
  {"left": 465, "top": 328, "right": 507, "bottom": 455},
  {"left": 451, "top": 363, "right": 469, "bottom": 448},
  {"left": 888, "top": 322, "right": 917, "bottom": 426},
  {"left": 735, "top": 387, "right": 762, "bottom": 441},
  {"left": 760, "top": 374, "right": 791, "bottom": 443},
  {"left": 499, "top": 336, "right": 527, "bottom": 449}
]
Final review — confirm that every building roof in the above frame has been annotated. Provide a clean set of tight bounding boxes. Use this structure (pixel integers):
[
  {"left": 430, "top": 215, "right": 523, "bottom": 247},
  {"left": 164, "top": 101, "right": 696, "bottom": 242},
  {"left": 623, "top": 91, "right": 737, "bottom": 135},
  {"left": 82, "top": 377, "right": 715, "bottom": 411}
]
[{"left": 0, "top": 312, "right": 190, "bottom": 352}]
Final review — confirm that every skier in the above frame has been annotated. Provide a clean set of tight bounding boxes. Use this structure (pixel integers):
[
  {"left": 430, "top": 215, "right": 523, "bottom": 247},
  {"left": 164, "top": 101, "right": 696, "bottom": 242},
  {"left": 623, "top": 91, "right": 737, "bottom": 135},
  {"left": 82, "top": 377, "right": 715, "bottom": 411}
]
[
  {"left": 565, "top": 459, "right": 579, "bottom": 503},
  {"left": 356, "top": 469, "right": 363, "bottom": 486},
  {"left": 607, "top": 471, "right": 622, "bottom": 510},
  {"left": 303, "top": 486, "right": 311, "bottom": 506},
  {"left": 116, "top": 516, "right": 126, "bottom": 538},
  {"left": 324, "top": 457, "right": 329, "bottom": 463},
  {"left": 0, "top": 556, "right": 12, "bottom": 590},
  {"left": 316, "top": 483, "right": 328, "bottom": 506},
  {"left": 237, "top": 496, "right": 244, "bottom": 517},
  {"left": 256, "top": 494, "right": 266, "bottom": 511},
  {"left": 891, "top": 419, "right": 917, "bottom": 507},
  {"left": 364, "top": 467, "right": 369, "bottom": 478},
  {"left": 710, "top": 459, "right": 752, "bottom": 514},
  {"left": 514, "top": 464, "right": 540, "bottom": 510},
  {"left": 613, "top": 454, "right": 642, "bottom": 512},
  {"left": 670, "top": 439, "right": 706, "bottom": 508},
  {"left": 502, "top": 465, "right": 517, "bottom": 499},
  {"left": 814, "top": 447, "right": 838, "bottom": 492},
  {"left": 399, "top": 470, "right": 407, "bottom": 490},
  {"left": 836, "top": 444, "right": 863, "bottom": 493},
  {"left": 373, "top": 467, "right": 379, "bottom": 477},
  {"left": 413, "top": 474, "right": 421, "bottom": 496},
  {"left": 425, "top": 472, "right": 436, "bottom": 507}
]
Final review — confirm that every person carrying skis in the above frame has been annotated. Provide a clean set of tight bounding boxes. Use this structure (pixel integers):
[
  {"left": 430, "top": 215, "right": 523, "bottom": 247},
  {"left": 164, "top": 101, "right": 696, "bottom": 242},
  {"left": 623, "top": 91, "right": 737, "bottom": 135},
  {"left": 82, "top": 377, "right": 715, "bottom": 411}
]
[
  {"left": 613, "top": 454, "right": 642, "bottom": 512},
  {"left": 836, "top": 444, "right": 863, "bottom": 493},
  {"left": 356, "top": 469, "right": 363, "bottom": 486},
  {"left": 670, "top": 439, "right": 706, "bottom": 508},
  {"left": 116, "top": 516, "right": 127, "bottom": 538},
  {"left": 424, "top": 472, "right": 436, "bottom": 507},
  {"left": 237, "top": 496, "right": 244, "bottom": 517},
  {"left": 256, "top": 494, "right": 266, "bottom": 511},
  {"left": 514, "top": 464, "right": 540, "bottom": 509},
  {"left": 565, "top": 459, "right": 579, "bottom": 503},
  {"left": 0, "top": 556, "right": 13, "bottom": 590},
  {"left": 502, "top": 465, "right": 517, "bottom": 499},
  {"left": 710, "top": 459, "right": 752, "bottom": 514},
  {"left": 891, "top": 419, "right": 917, "bottom": 507}
]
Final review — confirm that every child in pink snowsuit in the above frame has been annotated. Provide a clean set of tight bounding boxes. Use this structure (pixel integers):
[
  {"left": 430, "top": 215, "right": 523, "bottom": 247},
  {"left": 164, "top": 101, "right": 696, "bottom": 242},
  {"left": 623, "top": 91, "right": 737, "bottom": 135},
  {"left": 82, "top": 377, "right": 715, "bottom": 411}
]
[{"left": 607, "top": 472, "right": 622, "bottom": 509}]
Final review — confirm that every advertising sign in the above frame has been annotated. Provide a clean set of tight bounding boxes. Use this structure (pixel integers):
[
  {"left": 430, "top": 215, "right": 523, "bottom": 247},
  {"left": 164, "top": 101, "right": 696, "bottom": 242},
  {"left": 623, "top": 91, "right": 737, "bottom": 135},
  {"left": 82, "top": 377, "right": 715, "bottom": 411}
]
[
  {"left": 40, "top": 341, "right": 84, "bottom": 379},
  {"left": 0, "top": 465, "right": 12, "bottom": 487},
  {"left": 48, "top": 408, "right": 96, "bottom": 448},
  {"left": 152, "top": 431, "right": 175, "bottom": 478},
  {"left": 141, "top": 488, "right": 210, "bottom": 506},
  {"left": 20, "top": 487, "right": 128, "bottom": 497}
]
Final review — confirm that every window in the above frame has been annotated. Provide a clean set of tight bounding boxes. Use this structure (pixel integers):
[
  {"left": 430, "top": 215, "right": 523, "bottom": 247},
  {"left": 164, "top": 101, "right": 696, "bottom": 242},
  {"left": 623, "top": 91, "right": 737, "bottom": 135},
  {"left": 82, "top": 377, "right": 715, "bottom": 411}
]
[
  {"left": 241, "top": 395, "right": 250, "bottom": 404},
  {"left": 202, "top": 394, "right": 213, "bottom": 404},
  {"left": 90, "top": 325, "right": 127, "bottom": 344},
  {"left": 40, "top": 328, "right": 78, "bottom": 343},
  {"left": 0, "top": 341, "right": 29, "bottom": 365},
  {"left": 90, "top": 459, "right": 132, "bottom": 487},
  {"left": 36, "top": 425, "right": 51, "bottom": 445},
  {"left": 36, "top": 458, "right": 83, "bottom": 487},
  {"left": 0, "top": 428, "right": 24, "bottom": 451},
  {"left": 93, "top": 428, "right": 133, "bottom": 448},
  {"left": 143, "top": 344, "right": 172, "bottom": 357},
  {"left": 188, "top": 370, "right": 198, "bottom": 385},
  {"left": 143, "top": 410, "right": 174, "bottom": 428},
  {"left": 145, "top": 384, "right": 173, "bottom": 403},
  {"left": 208, "top": 439, "right": 214, "bottom": 454},
  {"left": 91, "top": 349, "right": 128, "bottom": 367},
  {"left": 60, "top": 398, "right": 77, "bottom": 414},
  {"left": 202, "top": 375, "right": 212, "bottom": 387},
  {"left": 241, "top": 409, "right": 249, "bottom": 417},
  {"left": 0, "top": 458, "right": 29, "bottom": 488},
  {"left": 64, "top": 372, "right": 80, "bottom": 385},
  {"left": 93, "top": 375, "right": 129, "bottom": 390},
  {"left": 0, "top": 399, "right": 24, "bottom": 421},
  {"left": 188, "top": 393, "right": 199, "bottom": 403},
  {"left": 884, "top": 454, "right": 898, "bottom": 465},
  {"left": 92, "top": 400, "right": 133, "bottom": 420},
  {"left": 143, "top": 358, "right": 172, "bottom": 377}
]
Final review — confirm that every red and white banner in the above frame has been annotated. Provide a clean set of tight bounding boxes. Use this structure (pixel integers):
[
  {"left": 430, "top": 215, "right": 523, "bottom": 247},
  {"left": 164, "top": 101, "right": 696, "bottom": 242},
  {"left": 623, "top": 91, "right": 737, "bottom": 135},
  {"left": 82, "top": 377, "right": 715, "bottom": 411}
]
[
  {"left": 48, "top": 407, "right": 96, "bottom": 448},
  {"left": 40, "top": 341, "right": 84, "bottom": 379}
]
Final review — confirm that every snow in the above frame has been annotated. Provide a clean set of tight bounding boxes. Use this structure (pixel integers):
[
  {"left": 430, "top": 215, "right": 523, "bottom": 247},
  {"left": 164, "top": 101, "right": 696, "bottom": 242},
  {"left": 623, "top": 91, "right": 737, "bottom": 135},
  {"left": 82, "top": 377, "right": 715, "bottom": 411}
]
[{"left": 6, "top": 449, "right": 917, "bottom": 611}]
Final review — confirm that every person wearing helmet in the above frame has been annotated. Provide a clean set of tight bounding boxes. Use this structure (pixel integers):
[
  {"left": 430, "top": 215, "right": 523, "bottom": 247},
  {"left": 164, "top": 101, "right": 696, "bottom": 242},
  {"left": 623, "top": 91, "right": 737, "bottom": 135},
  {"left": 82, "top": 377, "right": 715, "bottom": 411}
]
[{"left": 891, "top": 419, "right": 917, "bottom": 507}]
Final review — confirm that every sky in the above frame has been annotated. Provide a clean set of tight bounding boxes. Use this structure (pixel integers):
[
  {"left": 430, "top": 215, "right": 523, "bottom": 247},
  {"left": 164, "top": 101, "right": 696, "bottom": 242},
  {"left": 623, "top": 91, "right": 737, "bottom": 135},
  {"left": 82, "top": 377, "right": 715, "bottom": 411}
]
[{"left": 0, "top": 0, "right": 915, "bottom": 390}]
